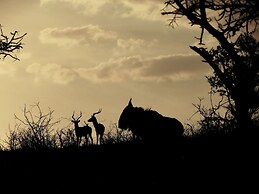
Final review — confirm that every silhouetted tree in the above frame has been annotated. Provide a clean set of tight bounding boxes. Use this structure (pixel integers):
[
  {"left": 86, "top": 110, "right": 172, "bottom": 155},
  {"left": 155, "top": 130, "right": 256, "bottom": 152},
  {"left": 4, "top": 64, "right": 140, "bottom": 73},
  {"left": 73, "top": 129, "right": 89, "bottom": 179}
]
[
  {"left": 5, "top": 102, "right": 60, "bottom": 150},
  {"left": 206, "top": 34, "right": 259, "bottom": 128},
  {"left": 0, "top": 24, "right": 27, "bottom": 61},
  {"left": 56, "top": 127, "right": 78, "bottom": 148},
  {"left": 161, "top": 0, "right": 259, "bottom": 131}
]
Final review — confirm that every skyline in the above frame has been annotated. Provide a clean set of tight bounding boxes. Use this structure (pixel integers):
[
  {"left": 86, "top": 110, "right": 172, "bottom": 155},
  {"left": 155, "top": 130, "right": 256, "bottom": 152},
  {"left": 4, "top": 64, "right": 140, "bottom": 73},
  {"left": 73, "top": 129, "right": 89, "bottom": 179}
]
[{"left": 0, "top": 0, "right": 214, "bottom": 140}]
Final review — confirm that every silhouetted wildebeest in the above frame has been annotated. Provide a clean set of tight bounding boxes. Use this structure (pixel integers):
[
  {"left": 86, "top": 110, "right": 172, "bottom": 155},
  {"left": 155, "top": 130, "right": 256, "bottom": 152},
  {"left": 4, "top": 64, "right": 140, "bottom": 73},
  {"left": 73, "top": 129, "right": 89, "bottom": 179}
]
[{"left": 118, "top": 98, "right": 184, "bottom": 145}]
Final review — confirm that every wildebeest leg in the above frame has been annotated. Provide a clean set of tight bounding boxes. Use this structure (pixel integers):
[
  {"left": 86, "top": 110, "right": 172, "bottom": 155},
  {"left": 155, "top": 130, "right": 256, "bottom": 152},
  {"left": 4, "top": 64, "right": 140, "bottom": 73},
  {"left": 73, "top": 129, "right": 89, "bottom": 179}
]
[
  {"left": 77, "top": 136, "right": 80, "bottom": 146},
  {"left": 100, "top": 134, "right": 104, "bottom": 144},
  {"left": 96, "top": 133, "right": 99, "bottom": 145},
  {"left": 132, "top": 133, "right": 135, "bottom": 140},
  {"left": 89, "top": 135, "right": 93, "bottom": 144},
  {"left": 85, "top": 136, "right": 88, "bottom": 145}
]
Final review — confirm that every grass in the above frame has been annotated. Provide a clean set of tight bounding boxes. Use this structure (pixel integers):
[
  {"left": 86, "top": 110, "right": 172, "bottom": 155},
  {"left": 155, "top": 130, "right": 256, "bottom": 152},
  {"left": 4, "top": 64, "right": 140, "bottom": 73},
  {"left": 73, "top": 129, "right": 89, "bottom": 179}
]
[{"left": 0, "top": 126, "right": 258, "bottom": 193}]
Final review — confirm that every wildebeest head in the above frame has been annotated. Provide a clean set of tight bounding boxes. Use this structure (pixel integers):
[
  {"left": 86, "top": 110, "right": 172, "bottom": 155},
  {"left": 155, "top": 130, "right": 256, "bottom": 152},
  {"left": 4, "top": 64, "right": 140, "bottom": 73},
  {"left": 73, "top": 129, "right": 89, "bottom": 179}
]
[
  {"left": 118, "top": 98, "right": 162, "bottom": 140},
  {"left": 118, "top": 98, "right": 134, "bottom": 131}
]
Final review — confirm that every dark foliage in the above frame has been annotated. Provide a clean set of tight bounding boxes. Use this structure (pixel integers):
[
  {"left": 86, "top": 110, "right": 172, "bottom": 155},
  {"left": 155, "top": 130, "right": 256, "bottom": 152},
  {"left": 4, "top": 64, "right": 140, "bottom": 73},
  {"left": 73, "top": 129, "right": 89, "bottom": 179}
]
[{"left": 161, "top": 0, "right": 259, "bottom": 132}]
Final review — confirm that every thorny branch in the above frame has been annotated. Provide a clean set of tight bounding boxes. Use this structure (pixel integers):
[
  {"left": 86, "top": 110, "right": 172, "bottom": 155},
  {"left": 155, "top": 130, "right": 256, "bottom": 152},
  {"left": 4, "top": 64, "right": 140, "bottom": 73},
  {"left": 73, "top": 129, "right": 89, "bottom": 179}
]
[
  {"left": 161, "top": 0, "right": 259, "bottom": 44},
  {"left": 0, "top": 24, "right": 27, "bottom": 61}
]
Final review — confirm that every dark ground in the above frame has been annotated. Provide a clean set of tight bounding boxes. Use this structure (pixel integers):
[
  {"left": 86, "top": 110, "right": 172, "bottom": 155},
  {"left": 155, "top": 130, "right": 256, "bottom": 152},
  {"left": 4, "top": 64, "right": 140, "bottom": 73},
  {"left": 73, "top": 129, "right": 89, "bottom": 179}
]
[{"left": 0, "top": 133, "right": 258, "bottom": 193}]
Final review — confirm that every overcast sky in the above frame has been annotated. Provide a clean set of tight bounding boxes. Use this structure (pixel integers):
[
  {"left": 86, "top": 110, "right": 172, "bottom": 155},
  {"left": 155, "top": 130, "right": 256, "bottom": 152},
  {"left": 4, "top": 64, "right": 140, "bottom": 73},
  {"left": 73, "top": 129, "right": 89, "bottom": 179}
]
[{"left": 0, "top": 0, "right": 214, "bottom": 140}]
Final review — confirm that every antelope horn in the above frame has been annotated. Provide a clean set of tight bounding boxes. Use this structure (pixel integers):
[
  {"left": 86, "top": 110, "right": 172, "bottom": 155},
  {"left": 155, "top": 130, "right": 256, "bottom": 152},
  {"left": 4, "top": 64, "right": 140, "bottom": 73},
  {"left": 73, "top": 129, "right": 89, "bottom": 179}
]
[
  {"left": 93, "top": 109, "right": 102, "bottom": 116},
  {"left": 77, "top": 111, "right": 82, "bottom": 120},
  {"left": 72, "top": 111, "right": 76, "bottom": 120}
]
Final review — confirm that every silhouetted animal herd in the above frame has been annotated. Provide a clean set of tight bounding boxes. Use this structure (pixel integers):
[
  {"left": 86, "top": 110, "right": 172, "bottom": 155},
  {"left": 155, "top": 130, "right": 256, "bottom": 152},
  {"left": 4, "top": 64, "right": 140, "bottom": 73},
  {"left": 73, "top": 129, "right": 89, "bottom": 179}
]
[
  {"left": 72, "top": 98, "right": 184, "bottom": 146},
  {"left": 71, "top": 109, "right": 105, "bottom": 145}
]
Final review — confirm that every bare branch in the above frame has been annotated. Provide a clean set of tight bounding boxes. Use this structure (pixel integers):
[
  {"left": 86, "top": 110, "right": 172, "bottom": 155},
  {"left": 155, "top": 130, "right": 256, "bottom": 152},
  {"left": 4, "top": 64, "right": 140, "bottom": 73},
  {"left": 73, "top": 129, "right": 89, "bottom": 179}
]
[{"left": 0, "top": 24, "right": 27, "bottom": 61}]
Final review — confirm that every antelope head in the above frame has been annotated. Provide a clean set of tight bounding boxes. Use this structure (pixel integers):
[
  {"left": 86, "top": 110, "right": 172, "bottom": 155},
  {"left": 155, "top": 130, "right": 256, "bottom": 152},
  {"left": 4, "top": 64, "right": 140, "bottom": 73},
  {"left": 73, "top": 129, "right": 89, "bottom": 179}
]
[
  {"left": 71, "top": 111, "right": 82, "bottom": 126},
  {"left": 88, "top": 109, "right": 102, "bottom": 123}
]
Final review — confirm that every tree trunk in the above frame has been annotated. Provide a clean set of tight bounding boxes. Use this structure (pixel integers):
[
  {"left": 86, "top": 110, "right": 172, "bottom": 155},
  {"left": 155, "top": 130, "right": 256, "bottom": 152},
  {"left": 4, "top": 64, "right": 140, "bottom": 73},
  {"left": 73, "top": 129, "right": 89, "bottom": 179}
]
[{"left": 234, "top": 96, "right": 253, "bottom": 134}]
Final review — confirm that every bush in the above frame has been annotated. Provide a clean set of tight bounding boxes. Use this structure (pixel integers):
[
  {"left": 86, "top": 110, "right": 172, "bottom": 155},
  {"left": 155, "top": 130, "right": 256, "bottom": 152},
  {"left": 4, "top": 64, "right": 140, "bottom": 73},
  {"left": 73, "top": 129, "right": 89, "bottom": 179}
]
[{"left": 5, "top": 103, "right": 60, "bottom": 150}]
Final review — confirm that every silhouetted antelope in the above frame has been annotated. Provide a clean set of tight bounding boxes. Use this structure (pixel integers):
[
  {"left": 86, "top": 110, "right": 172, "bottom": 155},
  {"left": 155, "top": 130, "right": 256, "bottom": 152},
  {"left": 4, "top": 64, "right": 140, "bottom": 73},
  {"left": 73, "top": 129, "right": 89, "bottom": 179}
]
[
  {"left": 118, "top": 98, "right": 184, "bottom": 145},
  {"left": 88, "top": 109, "right": 105, "bottom": 145},
  {"left": 71, "top": 111, "right": 93, "bottom": 146}
]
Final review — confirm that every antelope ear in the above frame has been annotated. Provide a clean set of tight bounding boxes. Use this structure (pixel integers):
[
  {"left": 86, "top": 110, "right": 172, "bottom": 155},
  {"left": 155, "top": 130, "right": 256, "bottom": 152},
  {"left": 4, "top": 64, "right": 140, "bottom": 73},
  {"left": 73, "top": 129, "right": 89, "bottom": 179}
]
[{"left": 128, "top": 98, "right": 133, "bottom": 107}]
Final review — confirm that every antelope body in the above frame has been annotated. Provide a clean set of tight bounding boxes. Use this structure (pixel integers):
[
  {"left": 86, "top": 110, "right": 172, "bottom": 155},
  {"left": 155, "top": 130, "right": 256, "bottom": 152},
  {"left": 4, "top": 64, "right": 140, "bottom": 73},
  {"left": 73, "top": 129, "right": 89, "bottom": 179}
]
[
  {"left": 88, "top": 109, "right": 105, "bottom": 145},
  {"left": 71, "top": 112, "right": 93, "bottom": 146}
]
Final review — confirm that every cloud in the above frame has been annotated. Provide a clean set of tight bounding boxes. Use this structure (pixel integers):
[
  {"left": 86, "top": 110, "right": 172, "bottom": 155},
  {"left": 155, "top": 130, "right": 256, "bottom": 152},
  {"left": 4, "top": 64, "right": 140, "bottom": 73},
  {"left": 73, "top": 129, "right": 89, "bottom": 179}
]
[
  {"left": 39, "top": 25, "right": 117, "bottom": 48},
  {"left": 40, "top": 0, "right": 108, "bottom": 15},
  {"left": 118, "top": 0, "right": 163, "bottom": 21},
  {"left": 75, "top": 54, "right": 211, "bottom": 83},
  {"left": 40, "top": 0, "right": 165, "bottom": 21},
  {"left": 26, "top": 63, "right": 78, "bottom": 85},
  {"left": 25, "top": 54, "right": 210, "bottom": 85},
  {"left": 117, "top": 38, "right": 145, "bottom": 51},
  {"left": 39, "top": 25, "right": 156, "bottom": 54},
  {"left": 116, "top": 38, "right": 157, "bottom": 54}
]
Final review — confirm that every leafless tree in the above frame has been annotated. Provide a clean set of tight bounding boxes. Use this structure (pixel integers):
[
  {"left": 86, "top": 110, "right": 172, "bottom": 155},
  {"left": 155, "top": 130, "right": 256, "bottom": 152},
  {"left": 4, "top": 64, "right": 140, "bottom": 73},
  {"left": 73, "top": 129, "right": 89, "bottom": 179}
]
[
  {"left": 5, "top": 102, "right": 60, "bottom": 150},
  {"left": 0, "top": 24, "right": 27, "bottom": 61},
  {"left": 56, "top": 127, "right": 77, "bottom": 148}
]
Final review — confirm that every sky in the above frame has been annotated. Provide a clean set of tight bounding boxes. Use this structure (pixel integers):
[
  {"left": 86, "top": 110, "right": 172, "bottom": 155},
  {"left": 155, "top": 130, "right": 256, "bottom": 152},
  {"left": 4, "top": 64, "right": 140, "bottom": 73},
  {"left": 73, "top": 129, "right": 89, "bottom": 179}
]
[{"left": 0, "top": 0, "right": 214, "bottom": 141}]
